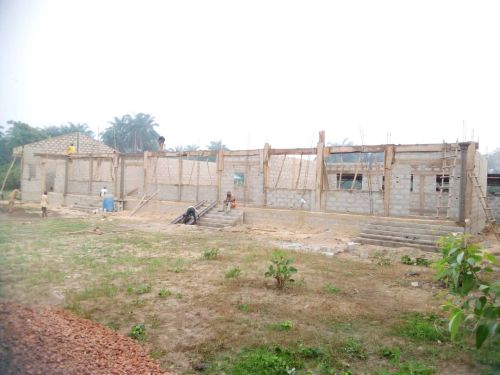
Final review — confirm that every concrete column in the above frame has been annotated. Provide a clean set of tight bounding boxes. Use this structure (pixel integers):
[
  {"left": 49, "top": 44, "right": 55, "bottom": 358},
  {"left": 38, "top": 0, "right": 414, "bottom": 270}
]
[
  {"left": 314, "top": 131, "right": 325, "bottom": 212},
  {"left": 88, "top": 155, "right": 93, "bottom": 195},
  {"left": 263, "top": 143, "right": 270, "bottom": 206},
  {"left": 383, "top": 145, "right": 394, "bottom": 216},
  {"left": 458, "top": 142, "right": 469, "bottom": 223},
  {"left": 216, "top": 149, "right": 224, "bottom": 204},
  {"left": 63, "top": 158, "right": 69, "bottom": 196},
  {"left": 119, "top": 155, "right": 125, "bottom": 200}
]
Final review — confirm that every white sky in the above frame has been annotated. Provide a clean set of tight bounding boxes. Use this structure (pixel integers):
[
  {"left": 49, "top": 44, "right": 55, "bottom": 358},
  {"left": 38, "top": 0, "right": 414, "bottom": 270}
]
[{"left": 1, "top": 0, "right": 499, "bottom": 153}]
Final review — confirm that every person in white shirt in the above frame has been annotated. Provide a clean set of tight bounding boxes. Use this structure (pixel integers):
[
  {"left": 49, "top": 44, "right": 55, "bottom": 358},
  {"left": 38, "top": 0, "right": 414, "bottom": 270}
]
[{"left": 100, "top": 187, "right": 107, "bottom": 197}]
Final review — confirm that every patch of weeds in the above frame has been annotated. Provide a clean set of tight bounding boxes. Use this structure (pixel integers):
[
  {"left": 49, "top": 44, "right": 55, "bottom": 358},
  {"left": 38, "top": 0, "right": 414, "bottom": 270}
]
[
  {"left": 146, "top": 314, "right": 161, "bottom": 329},
  {"left": 221, "top": 347, "right": 295, "bottom": 375},
  {"left": 106, "top": 321, "right": 120, "bottom": 331},
  {"left": 136, "top": 284, "right": 152, "bottom": 295},
  {"left": 415, "top": 257, "right": 431, "bottom": 267},
  {"left": 373, "top": 251, "right": 391, "bottom": 266},
  {"left": 175, "top": 292, "right": 183, "bottom": 299},
  {"left": 324, "top": 283, "right": 340, "bottom": 294},
  {"left": 270, "top": 320, "right": 293, "bottom": 331},
  {"left": 341, "top": 337, "right": 367, "bottom": 360},
  {"left": 401, "top": 255, "right": 414, "bottom": 265},
  {"left": 296, "top": 343, "right": 322, "bottom": 359},
  {"left": 202, "top": 248, "right": 219, "bottom": 260},
  {"left": 132, "top": 298, "right": 145, "bottom": 307},
  {"left": 170, "top": 258, "right": 185, "bottom": 273},
  {"left": 158, "top": 288, "right": 172, "bottom": 298},
  {"left": 395, "top": 361, "right": 435, "bottom": 375},
  {"left": 265, "top": 251, "right": 298, "bottom": 289},
  {"left": 396, "top": 313, "right": 447, "bottom": 342},
  {"left": 149, "top": 347, "right": 167, "bottom": 360},
  {"left": 379, "top": 346, "right": 400, "bottom": 363},
  {"left": 130, "top": 323, "right": 146, "bottom": 341},
  {"left": 225, "top": 266, "right": 242, "bottom": 279},
  {"left": 237, "top": 303, "right": 250, "bottom": 312}
]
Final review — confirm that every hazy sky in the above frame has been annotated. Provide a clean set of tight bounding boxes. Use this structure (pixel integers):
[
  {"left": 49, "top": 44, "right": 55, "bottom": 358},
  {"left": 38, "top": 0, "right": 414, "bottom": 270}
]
[{"left": 1, "top": 0, "right": 499, "bottom": 152}]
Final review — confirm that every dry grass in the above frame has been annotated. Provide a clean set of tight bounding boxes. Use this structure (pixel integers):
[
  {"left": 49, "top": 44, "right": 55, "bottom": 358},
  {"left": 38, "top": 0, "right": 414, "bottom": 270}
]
[{"left": 0, "top": 211, "right": 496, "bottom": 374}]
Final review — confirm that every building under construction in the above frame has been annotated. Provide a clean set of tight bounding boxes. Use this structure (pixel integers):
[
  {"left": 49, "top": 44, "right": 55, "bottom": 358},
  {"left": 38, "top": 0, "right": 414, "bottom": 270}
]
[{"left": 11, "top": 131, "right": 497, "bottom": 249}]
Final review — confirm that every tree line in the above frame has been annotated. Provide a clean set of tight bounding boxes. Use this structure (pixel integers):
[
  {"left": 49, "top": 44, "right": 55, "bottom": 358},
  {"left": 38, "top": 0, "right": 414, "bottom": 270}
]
[{"left": 0, "top": 113, "right": 229, "bottom": 191}]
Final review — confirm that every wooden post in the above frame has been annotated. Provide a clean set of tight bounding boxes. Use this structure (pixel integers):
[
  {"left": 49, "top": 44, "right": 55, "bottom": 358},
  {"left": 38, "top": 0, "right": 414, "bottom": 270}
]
[
  {"left": 196, "top": 152, "right": 201, "bottom": 202},
  {"left": 143, "top": 152, "right": 150, "bottom": 196},
  {"left": 0, "top": 156, "right": 17, "bottom": 197},
  {"left": 263, "top": 143, "right": 270, "bottom": 206},
  {"left": 178, "top": 154, "right": 183, "bottom": 201},
  {"left": 88, "top": 155, "right": 93, "bottom": 195},
  {"left": 119, "top": 155, "right": 125, "bottom": 200},
  {"left": 216, "top": 149, "right": 224, "bottom": 204},
  {"left": 315, "top": 131, "right": 325, "bottom": 212},
  {"left": 383, "top": 145, "right": 394, "bottom": 216}
]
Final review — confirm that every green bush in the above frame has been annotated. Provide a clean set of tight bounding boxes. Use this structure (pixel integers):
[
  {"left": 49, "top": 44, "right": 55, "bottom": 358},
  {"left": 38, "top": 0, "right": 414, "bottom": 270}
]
[
  {"left": 265, "top": 251, "right": 298, "bottom": 289},
  {"left": 130, "top": 323, "right": 146, "bottom": 341},
  {"left": 202, "top": 248, "right": 219, "bottom": 260},
  {"left": 435, "top": 234, "right": 498, "bottom": 348},
  {"left": 225, "top": 266, "right": 241, "bottom": 279}
]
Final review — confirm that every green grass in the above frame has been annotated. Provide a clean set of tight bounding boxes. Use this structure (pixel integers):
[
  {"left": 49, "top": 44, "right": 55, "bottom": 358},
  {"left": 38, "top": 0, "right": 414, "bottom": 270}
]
[
  {"left": 396, "top": 313, "right": 448, "bottom": 342},
  {"left": 224, "top": 266, "right": 242, "bottom": 279}
]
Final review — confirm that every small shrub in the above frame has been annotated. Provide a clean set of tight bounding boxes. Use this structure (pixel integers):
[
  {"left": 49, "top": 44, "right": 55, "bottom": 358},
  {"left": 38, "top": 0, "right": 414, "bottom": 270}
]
[
  {"left": 225, "top": 266, "right": 242, "bottom": 279},
  {"left": 324, "top": 283, "right": 340, "bottom": 294},
  {"left": 265, "top": 251, "right": 298, "bottom": 289},
  {"left": 158, "top": 288, "right": 172, "bottom": 298},
  {"left": 341, "top": 338, "right": 366, "bottom": 360},
  {"left": 202, "top": 248, "right": 219, "bottom": 260},
  {"left": 296, "top": 343, "right": 322, "bottom": 358},
  {"left": 373, "top": 251, "right": 391, "bottom": 266},
  {"left": 130, "top": 323, "right": 146, "bottom": 341},
  {"left": 415, "top": 257, "right": 431, "bottom": 267},
  {"left": 136, "top": 284, "right": 152, "bottom": 294},
  {"left": 401, "top": 255, "right": 414, "bottom": 265},
  {"left": 238, "top": 303, "right": 250, "bottom": 312},
  {"left": 270, "top": 320, "right": 293, "bottom": 331},
  {"left": 379, "top": 346, "right": 400, "bottom": 362},
  {"left": 227, "top": 347, "right": 295, "bottom": 375}
]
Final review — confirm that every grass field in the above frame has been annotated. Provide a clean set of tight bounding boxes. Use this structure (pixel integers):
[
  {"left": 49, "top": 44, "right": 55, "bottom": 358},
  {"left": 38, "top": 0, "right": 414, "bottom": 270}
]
[{"left": 0, "top": 213, "right": 498, "bottom": 374}]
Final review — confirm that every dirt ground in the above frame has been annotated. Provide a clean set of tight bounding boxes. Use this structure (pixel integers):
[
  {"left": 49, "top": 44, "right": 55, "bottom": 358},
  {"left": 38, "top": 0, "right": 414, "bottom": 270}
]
[{"left": 0, "top": 202, "right": 499, "bottom": 374}]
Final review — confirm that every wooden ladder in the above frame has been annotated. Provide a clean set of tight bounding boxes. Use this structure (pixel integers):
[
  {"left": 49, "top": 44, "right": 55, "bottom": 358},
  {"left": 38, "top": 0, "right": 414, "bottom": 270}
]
[
  {"left": 436, "top": 143, "right": 459, "bottom": 219},
  {"left": 468, "top": 172, "right": 500, "bottom": 240}
]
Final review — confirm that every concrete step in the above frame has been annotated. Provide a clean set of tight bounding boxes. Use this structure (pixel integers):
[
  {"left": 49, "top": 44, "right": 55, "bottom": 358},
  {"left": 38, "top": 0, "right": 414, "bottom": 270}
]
[
  {"left": 356, "top": 237, "right": 437, "bottom": 252},
  {"left": 361, "top": 229, "right": 442, "bottom": 242},
  {"left": 359, "top": 233, "right": 437, "bottom": 247},
  {"left": 364, "top": 224, "right": 457, "bottom": 237},
  {"left": 366, "top": 221, "right": 462, "bottom": 232},
  {"left": 198, "top": 209, "right": 243, "bottom": 228}
]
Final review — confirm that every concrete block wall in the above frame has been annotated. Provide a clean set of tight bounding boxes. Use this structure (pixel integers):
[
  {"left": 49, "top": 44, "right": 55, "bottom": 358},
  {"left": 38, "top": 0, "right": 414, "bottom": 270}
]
[
  {"left": 325, "top": 191, "right": 384, "bottom": 214},
  {"left": 221, "top": 154, "right": 264, "bottom": 205},
  {"left": 265, "top": 188, "right": 312, "bottom": 210},
  {"left": 487, "top": 195, "right": 500, "bottom": 221},
  {"left": 470, "top": 153, "right": 487, "bottom": 233},
  {"left": 268, "top": 155, "right": 315, "bottom": 189}
]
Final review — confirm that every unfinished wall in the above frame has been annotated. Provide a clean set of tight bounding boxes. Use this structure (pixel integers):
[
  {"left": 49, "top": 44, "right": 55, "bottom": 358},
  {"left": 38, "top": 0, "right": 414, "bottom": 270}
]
[
  {"left": 18, "top": 138, "right": 489, "bottom": 232},
  {"left": 470, "top": 152, "right": 487, "bottom": 233}
]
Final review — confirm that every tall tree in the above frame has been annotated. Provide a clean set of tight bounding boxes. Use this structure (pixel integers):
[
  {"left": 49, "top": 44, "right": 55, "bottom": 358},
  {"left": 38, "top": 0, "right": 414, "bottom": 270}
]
[
  {"left": 42, "top": 122, "right": 94, "bottom": 138},
  {"left": 206, "top": 140, "right": 229, "bottom": 151},
  {"left": 101, "top": 113, "right": 160, "bottom": 153},
  {"left": 5, "top": 121, "right": 47, "bottom": 150}
]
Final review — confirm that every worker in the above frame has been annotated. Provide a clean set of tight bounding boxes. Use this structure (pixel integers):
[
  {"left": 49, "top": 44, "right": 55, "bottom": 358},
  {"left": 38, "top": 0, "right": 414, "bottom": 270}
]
[
  {"left": 158, "top": 136, "right": 165, "bottom": 151},
  {"left": 182, "top": 206, "right": 199, "bottom": 224},
  {"left": 224, "top": 191, "right": 236, "bottom": 213},
  {"left": 8, "top": 189, "right": 20, "bottom": 213},
  {"left": 99, "top": 186, "right": 108, "bottom": 197},
  {"left": 41, "top": 191, "right": 48, "bottom": 218},
  {"left": 66, "top": 142, "right": 76, "bottom": 155}
]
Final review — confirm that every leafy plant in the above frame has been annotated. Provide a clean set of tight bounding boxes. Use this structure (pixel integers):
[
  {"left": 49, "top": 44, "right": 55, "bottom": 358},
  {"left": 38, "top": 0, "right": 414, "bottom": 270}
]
[
  {"left": 130, "top": 323, "right": 146, "bottom": 341},
  {"left": 265, "top": 251, "right": 298, "bottom": 289},
  {"left": 136, "top": 284, "right": 151, "bottom": 294},
  {"left": 238, "top": 303, "right": 250, "bottom": 312},
  {"left": 415, "top": 257, "right": 431, "bottom": 267},
  {"left": 435, "top": 234, "right": 498, "bottom": 348},
  {"left": 270, "top": 320, "right": 293, "bottom": 331},
  {"left": 373, "top": 251, "right": 391, "bottom": 266},
  {"left": 401, "top": 255, "right": 414, "bottom": 265},
  {"left": 158, "top": 288, "right": 172, "bottom": 298},
  {"left": 324, "top": 283, "right": 340, "bottom": 294},
  {"left": 202, "top": 248, "right": 219, "bottom": 260},
  {"left": 379, "top": 346, "right": 401, "bottom": 362},
  {"left": 225, "top": 266, "right": 242, "bottom": 279}
]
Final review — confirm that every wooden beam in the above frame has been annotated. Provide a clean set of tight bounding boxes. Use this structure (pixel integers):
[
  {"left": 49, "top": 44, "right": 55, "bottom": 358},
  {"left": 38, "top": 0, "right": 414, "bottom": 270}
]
[
  {"left": 216, "top": 149, "right": 224, "bottom": 203},
  {"left": 119, "top": 156, "right": 125, "bottom": 200},
  {"left": 88, "top": 155, "right": 93, "bottom": 195},
  {"left": 178, "top": 155, "right": 183, "bottom": 201},
  {"left": 269, "top": 148, "right": 317, "bottom": 155},
  {"left": 327, "top": 145, "right": 386, "bottom": 154},
  {"left": 63, "top": 158, "right": 69, "bottom": 196},
  {"left": 0, "top": 156, "right": 17, "bottom": 196}
]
